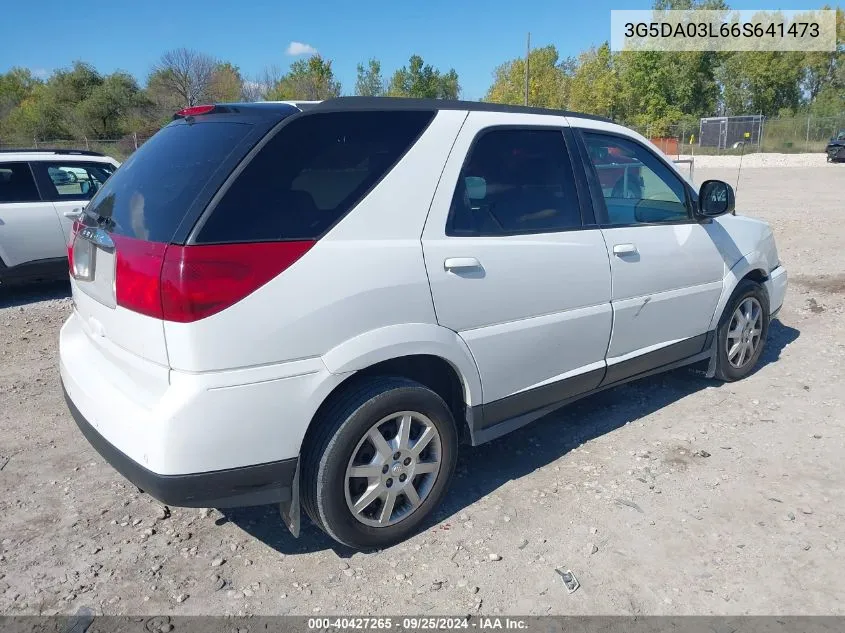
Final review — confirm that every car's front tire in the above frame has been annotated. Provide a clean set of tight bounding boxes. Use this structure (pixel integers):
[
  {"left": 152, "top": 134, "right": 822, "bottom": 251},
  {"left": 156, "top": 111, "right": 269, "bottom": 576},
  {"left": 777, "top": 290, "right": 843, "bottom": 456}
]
[
  {"left": 714, "top": 279, "right": 770, "bottom": 382},
  {"left": 301, "top": 377, "right": 458, "bottom": 550}
]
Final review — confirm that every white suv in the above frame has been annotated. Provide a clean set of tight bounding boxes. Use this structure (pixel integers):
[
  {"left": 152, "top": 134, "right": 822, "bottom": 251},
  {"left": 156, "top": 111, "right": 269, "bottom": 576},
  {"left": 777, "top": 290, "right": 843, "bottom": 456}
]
[
  {"left": 0, "top": 150, "right": 119, "bottom": 285},
  {"left": 60, "top": 98, "right": 787, "bottom": 549}
]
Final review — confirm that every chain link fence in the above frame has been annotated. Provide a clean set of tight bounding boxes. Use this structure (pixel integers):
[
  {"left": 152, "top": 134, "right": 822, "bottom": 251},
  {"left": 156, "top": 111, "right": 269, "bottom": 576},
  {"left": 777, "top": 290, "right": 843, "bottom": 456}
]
[
  {"left": 0, "top": 134, "right": 153, "bottom": 161},
  {"left": 633, "top": 114, "right": 845, "bottom": 157}
]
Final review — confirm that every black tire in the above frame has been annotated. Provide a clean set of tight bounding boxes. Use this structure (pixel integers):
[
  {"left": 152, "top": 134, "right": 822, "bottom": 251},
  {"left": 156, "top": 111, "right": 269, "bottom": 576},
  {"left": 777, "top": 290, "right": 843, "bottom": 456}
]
[
  {"left": 714, "top": 279, "right": 770, "bottom": 382},
  {"left": 301, "top": 376, "right": 458, "bottom": 550}
]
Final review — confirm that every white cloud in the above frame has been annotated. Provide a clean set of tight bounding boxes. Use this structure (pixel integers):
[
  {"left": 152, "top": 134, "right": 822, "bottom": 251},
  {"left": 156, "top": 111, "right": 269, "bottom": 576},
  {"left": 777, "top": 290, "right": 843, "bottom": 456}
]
[
  {"left": 31, "top": 68, "right": 50, "bottom": 79},
  {"left": 285, "top": 41, "right": 318, "bottom": 56}
]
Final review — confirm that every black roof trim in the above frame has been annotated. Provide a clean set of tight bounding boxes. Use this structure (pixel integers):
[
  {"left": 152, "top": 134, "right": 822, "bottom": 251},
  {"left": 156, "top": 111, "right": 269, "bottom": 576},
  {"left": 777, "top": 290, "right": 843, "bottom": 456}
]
[
  {"left": 0, "top": 148, "right": 106, "bottom": 156},
  {"left": 311, "top": 97, "right": 614, "bottom": 123}
]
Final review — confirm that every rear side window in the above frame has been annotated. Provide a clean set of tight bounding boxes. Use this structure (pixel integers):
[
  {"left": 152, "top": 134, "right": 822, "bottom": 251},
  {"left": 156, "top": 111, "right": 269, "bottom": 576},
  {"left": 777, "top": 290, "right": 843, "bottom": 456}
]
[
  {"left": 84, "top": 122, "right": 256, "bottom": 242},
  {"left": 0, "top": 162, "right": 40, "bottom": 203},
  {"left": 33, "top": 162, "right": 116, "bottom": 201},
  {"left": 446, "top": 128, "right": 582, "bottom": 236},
  {"left": 196, "top": 111, "right": 434, "bottom": 244}
]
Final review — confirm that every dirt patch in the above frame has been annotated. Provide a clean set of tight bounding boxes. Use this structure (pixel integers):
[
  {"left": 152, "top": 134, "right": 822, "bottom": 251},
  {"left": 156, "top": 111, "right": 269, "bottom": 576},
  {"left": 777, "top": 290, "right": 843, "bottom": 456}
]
[
  {"left": 806, "top": 298, "right": 826, "bottom": 313},
  {"left": 792, "top": 273, "right": 845, "bottom": 296}
]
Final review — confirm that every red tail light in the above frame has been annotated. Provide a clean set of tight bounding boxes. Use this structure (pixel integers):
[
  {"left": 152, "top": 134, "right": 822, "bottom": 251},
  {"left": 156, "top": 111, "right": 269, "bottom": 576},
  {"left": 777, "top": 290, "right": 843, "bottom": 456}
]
[
  {"left": 114, "top": 236, "right": 168, "bottom": 318},
  {"left": 175, "top": 104, "right": 215, "bottom": 117},
  {"left": 67, "top": 219, "right": 84, "bottom": 273},
  {"left": 112, "top": 236, "right": 315, "bottom": 322}
]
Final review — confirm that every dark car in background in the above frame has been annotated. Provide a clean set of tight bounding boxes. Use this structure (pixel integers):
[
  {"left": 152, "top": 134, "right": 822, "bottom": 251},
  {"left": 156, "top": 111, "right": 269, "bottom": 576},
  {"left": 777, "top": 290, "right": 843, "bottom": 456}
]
[{"left": 826, "top": 130, "right": 845, "bottom": 163}]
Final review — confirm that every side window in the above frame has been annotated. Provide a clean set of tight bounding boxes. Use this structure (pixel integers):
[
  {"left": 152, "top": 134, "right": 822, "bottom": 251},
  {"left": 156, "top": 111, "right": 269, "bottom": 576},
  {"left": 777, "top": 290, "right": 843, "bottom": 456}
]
[
  {"left": 37, "top": 162, "right": 116, "bottom": 201},
  {"left": 197, "top": 111, "right": 434, "bottom": 243},
  {"left": 446, "top": 128, "right": 582, "bottom": 236},
  {"left": 582, "top": 132, "right": 690, "bottom": 226},
  {"left": 0, "top": 162, "right": 40, "bottom": 203}
]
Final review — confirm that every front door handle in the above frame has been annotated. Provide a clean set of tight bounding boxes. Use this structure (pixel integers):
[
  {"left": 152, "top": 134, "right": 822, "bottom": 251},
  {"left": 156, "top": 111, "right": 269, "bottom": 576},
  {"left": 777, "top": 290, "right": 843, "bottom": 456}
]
[
  {"left": 612, "top": 243, "right": 638, "bottom": 256},
  {"left": 444, "top": 257, "right": 481, "bottom": 271}
]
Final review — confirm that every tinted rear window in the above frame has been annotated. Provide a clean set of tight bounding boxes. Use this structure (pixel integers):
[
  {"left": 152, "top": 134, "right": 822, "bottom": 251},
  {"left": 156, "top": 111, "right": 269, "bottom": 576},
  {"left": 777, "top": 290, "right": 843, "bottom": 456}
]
[
  {"left": 85, "top": 122, "right": 255, "bottom": 242},
  {"left": 0, "top": 162, "right": 40, "bottom": 203},
  {"left": 195, "top": 110, "right": 434, "bottom": 244}
]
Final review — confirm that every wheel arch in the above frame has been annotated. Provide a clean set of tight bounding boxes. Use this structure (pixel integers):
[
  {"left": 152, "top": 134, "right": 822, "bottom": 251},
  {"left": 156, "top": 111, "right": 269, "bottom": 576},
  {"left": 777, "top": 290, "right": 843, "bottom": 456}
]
[
  {"left": 320, "top": 324, "right": 482, "bottom": 407},
  {"left": 307, "top": 325, "right": 484, "bottom": 452},
  {"left": 707, "top": 253, "right": 771, "bottom": 331}
]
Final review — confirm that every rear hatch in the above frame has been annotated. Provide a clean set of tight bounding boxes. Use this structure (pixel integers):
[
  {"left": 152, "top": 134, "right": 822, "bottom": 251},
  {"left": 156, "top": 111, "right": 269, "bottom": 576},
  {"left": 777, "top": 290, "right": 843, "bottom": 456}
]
[{"left": 68, "top": 104, "right": 297, "bottom": 366}]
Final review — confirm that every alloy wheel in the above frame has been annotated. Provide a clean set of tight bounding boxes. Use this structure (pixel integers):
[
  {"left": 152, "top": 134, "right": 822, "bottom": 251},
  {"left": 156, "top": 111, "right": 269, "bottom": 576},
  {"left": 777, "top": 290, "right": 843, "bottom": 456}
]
[
  {"left": 726, "top": 297, "right": 763, "bottom": 368},
  {"left": 344, "top": 411, "right": 442, "bottom": 527}
]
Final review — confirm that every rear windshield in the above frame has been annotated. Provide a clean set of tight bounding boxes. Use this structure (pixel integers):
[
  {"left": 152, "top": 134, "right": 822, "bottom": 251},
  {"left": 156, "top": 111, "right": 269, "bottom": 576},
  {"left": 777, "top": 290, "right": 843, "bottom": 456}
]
[
  {"left": 85, "top": 121, "right": 256, "bottom": 242},
  {"left": 195, "top": 110, "right": 434, "bottom": 244}
]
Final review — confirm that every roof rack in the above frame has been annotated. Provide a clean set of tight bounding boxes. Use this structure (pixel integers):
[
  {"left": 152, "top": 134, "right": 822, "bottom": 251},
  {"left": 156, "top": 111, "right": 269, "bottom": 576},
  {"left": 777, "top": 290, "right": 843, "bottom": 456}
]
[
  {"left": 312, "top": 97, "right": 615, "bottom": 124},
  {"left": 0, "top": 149, "right": 106, "bottom": 157}
]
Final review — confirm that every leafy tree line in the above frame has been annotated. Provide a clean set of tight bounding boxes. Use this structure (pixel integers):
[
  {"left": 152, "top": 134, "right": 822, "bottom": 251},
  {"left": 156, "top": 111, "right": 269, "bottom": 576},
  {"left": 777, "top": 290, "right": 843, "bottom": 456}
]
[
  {"left": 487, "top": 4, "right": 843, "bottom": 134},
  {"left": 0, "top": 3, "right": 841, "bottom": 144},
  {"left": 0, "top": 51, "right": 461, "bottom": 143}
]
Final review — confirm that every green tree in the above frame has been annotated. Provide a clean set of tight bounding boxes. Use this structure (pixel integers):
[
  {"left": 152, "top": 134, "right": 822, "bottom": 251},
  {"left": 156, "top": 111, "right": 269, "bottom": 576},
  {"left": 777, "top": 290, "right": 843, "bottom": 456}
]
[
  {"left": 267, "top": 55, "right": 341, "bottom": 100},
  {"left": 76, "top": 72, "right": 146, "bottom": 138},
  {"left": 802, "top": 7, "right": 844, "bottom": 102},
  {"left": 145, "top": 68, "right": 186, "bottom": 123},
  {"left": 718, "top": 51, "right": 805, "bottom": 116},
  {"left": 615, "top": 49, "right": 689, "bottom": 134},
  {"left": 0, "top": 68, "right": 40, "bottom": 119},
  {"left": 355, "top": 59, "right": 385, "bottom": 96},
  {"left": 569, "top": 44, "right": 619, "bottom": 119},
  {"left": 3, "top": 83, "right": 66, "bottom": 140},
  {"left": 652, "top": 0, "right": 728, "bottom": 10},
  {"left": 608, "top": 0, "right": 724, "bottom": 131},
  {"left": 51, "top": 61, "right": 102, "bottom": 106},
  {"left": 485, "top": 45, "right": 573, "bottom": 108},
  {"left": 2, "top": 62, "right": 104, "bottom": 140},
  {"left": 387, "top": 55, "right": 460, "bottom": 99},
  {"left": 210, "top": 62, "right": 245, "bottom": 102}
]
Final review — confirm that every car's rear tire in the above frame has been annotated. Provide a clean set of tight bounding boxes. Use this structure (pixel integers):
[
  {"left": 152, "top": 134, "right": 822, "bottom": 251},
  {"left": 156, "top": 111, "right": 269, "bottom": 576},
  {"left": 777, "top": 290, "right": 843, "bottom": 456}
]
[
  {"left": 301, "top": 376, "right": 458, "bottom": 550},
  {"left": 714, "top": 279, "right": 770, "bottom": 382}
]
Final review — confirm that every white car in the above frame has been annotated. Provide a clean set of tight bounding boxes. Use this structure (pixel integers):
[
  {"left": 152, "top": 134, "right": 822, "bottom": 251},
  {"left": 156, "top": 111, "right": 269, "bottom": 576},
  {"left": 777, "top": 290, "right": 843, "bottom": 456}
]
[
  {"left": 60, "top": 98, "right": 787, "bottom": 549},
  {"left": 0, "top": 150, "right": 118, "bottom": 285}
]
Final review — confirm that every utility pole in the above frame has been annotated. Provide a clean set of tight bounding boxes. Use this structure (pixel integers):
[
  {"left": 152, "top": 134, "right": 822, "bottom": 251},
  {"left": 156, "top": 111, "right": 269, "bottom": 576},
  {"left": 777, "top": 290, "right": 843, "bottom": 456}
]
[{"left": 524, "top": 32, "right": 530, "bottom": 106}]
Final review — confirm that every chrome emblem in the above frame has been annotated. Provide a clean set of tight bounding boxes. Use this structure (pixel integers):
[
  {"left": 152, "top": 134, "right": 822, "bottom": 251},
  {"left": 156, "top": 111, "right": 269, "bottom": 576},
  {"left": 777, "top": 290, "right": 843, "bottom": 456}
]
[{"left": 78, "top": 226, "right": 115, "bottom": 251}]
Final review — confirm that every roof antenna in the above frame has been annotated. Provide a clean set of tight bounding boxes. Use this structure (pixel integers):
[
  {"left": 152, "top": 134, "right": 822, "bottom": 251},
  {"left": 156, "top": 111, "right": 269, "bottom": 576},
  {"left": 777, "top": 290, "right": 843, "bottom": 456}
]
[{"left": 734, "top": 134, "right": 748, "bottom": 214}]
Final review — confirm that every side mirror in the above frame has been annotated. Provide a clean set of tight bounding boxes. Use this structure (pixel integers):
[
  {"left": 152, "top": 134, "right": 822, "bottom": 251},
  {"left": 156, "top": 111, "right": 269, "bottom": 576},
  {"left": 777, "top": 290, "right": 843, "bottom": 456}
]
[{"left": 697, "top": 180, "right": 735, "bottom": 218}]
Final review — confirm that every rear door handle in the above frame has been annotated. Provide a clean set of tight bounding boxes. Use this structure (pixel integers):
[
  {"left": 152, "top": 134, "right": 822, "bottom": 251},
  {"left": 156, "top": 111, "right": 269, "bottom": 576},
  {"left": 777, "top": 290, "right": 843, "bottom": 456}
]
[
  {"left": 444, "top": 257, "right": 481, "bottom": 271},
  {"left": 63, "top": 208, "right": 84, "bottom": 219},
  {"left": 612, "top": 243, "right": 638, "bottom": 256}
]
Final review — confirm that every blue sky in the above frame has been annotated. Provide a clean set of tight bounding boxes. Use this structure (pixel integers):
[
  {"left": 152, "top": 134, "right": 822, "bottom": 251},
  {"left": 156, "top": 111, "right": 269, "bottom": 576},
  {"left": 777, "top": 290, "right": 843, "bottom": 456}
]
[{"left": 0, "top": 0, "right": 835, "bottom": 100}]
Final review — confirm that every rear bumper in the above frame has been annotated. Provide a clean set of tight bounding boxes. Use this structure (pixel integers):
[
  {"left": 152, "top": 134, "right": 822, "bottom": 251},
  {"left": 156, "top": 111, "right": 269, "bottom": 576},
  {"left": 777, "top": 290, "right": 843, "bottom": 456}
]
[
  {"left": 63, "top": 382, "right": 297, "bottom": 508},
  {"left": 60, "top": 309, "right": 343, "bottom": 475}
]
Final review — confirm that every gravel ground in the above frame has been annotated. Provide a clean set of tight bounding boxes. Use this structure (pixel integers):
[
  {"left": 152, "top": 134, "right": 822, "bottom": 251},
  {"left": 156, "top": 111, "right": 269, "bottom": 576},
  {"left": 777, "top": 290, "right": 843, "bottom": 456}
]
[
  {"left": 1, "top": 164, "right": 843, "bottom": 617},
  {"left": 678, "top": 152, "right": 830, "bottom": 169}
]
